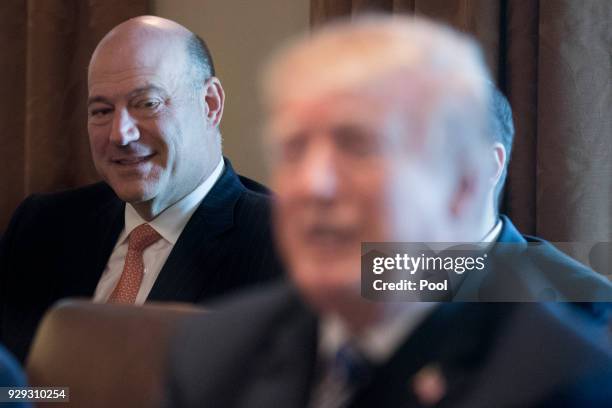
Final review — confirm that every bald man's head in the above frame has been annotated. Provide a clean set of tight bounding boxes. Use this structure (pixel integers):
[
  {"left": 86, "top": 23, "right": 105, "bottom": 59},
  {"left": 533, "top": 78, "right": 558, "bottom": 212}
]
[
  {"left": 89, "top": 16, "right": 214, "bottom": 89},
  {"left": 86, "top": 15, "right": 225, "bottom": 220}
]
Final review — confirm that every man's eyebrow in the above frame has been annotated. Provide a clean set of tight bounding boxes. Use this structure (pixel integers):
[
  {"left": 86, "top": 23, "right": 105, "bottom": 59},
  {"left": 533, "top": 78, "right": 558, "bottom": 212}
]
[
  {"left": 87, "top": 85, "right": 167, "bottom": 107},
  {"left": 127, "top": 85, "right": 167, "bottom": 98},
  {"left": 87, "top": 95, "right": 112, "bottom": 107}
]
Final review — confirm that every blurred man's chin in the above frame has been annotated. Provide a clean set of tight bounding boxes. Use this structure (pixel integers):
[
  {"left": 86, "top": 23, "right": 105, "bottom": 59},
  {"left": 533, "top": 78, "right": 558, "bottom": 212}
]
[
  {"left": 292, "top": 262, "right": 360, "bottom": 296},
  {"left": 296, "top": 275, "right": 361, "bottom": 315}
]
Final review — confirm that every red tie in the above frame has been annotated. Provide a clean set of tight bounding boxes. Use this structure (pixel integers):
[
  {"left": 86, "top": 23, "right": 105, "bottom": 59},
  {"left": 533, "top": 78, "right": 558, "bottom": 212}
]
[{"left": 108, "top": 223, "right": 161, "bottom": 304}]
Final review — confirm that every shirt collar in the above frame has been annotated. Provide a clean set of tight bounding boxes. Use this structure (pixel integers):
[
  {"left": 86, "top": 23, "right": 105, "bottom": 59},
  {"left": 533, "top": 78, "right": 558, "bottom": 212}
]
[
  {"left": 119, "top": 158, "right": 224, "bottom": 245},
  {"left": 482, "top": 217, "right": 503, "bottom": 243},
  {"left": 445, "top": 217, "right": 503, "bottom": 292},
  {"left": 319, "top": 303, "right": 437, "bottom": 365}
]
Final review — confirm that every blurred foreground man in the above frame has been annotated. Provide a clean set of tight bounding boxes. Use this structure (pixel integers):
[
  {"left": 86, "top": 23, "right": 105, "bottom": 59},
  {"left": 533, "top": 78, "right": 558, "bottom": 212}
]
[
  {"left": 166, "top": 16, "right": 612, "bottom": 408},
  {"left": 0, "top": 16, "right": 282, "bottom": 362}
]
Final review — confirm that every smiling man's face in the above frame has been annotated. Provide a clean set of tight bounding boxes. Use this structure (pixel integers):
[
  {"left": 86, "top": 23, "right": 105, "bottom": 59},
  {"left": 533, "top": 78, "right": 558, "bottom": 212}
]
[{"left": 87, "top": 23, "right": 217, "bottom": 217}]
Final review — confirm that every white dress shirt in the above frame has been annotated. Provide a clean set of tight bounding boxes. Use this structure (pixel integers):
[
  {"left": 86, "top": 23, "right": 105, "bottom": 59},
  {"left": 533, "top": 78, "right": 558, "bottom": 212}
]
[
  {"left": 318, "top": 303, "right": 438, "bottom": 365},
  {"left": 93, "top": 158, "right": 224, "bottom": 305},
  {"left": 483, "top": 218, "right": 503, "bottom": 244}
]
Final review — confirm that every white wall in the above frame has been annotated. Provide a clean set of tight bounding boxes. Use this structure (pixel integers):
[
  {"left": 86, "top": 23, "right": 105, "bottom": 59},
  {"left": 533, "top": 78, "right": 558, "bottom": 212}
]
[{"left": 153, "top": 0, "right": 310, "bottom": 184}]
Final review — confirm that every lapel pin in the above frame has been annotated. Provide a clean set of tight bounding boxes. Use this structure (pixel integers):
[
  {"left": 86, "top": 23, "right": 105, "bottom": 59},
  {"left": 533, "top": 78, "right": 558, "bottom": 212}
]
[{"left": 412, "top": 363, "right": 446, "bottom": 406}]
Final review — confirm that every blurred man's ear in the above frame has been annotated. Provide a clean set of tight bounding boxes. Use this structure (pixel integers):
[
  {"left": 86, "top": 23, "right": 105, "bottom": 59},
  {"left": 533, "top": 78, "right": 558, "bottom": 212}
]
[
  {"left": 490, "top": 142, "right": 506, "bottom": 186},
  {"left": 203, "top": 77, "right": 225, "bottom": 127}
]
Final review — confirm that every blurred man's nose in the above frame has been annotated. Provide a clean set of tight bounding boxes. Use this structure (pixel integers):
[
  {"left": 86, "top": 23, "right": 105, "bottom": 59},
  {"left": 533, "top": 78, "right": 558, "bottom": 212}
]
[
  {"left": 110, "top": 108, "right": 139, "bottom": 146},
  {"left": 300, "top": 138, "right": 339, "bottom": 200}
]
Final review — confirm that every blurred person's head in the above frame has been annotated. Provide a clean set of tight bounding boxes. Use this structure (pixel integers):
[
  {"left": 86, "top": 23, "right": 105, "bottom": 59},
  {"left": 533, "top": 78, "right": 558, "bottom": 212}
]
[
  {"left": 262, "top": 15, "right": 496, "bottom": 323},
  {"left": 87, "top": 16, "right": 224, "bottom": 220},
  {"left": 487, "top": 86, "right": 515, "bottom": 210}
]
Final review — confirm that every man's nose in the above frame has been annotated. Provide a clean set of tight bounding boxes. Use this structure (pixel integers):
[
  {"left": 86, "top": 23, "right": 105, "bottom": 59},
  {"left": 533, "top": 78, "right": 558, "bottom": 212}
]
[
  {"left": 300, "top": 141, "right": 339, "bottom": 200},
  {"left": 109, "top": 108, "right": 139, "bottom": 146}
]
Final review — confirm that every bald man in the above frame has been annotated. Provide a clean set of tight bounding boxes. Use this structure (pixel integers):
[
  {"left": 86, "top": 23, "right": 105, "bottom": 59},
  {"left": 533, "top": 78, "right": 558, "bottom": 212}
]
[{"left": 0, "top": 16, "right": 283, "bottom": 362}]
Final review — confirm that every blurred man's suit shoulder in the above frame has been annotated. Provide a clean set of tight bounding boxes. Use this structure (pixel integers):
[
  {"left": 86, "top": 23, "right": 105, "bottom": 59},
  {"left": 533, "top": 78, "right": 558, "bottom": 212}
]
[
  {"left": 167, "top": 281, "right": 612, "bottom": 408},
  {"left": 0, "top": 159, "right": 283, "bottom": 361},
  {"left": 454, "top": 215, "right": 612, "bottom": 303},
  {"left": 167, "top": 282, "right": 317, "bottom": 408}
]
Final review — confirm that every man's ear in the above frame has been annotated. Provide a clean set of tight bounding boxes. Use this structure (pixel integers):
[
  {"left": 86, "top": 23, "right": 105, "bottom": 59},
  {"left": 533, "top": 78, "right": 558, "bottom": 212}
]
[
  {"left": 450, "top": 144, "right": 505, "bottom": 217},
  {"left": 490, "top": 142, "right": 506, "bottom": 186},
  {"left": 203, "top": 77, "right": 225, "bottom": 127}
]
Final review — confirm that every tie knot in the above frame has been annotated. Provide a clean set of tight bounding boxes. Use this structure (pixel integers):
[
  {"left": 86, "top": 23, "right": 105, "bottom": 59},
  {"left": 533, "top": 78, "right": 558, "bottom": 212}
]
[{"left": 128, "top": 223, "right": 161, "bottom": 252}]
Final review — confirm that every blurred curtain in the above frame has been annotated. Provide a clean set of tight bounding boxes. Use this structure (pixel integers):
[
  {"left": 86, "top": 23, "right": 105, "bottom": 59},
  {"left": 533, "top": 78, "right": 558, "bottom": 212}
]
[
  {"left": 311, "top": 0, "right": 612, "bottom": 251},
  {"left": 0, "top": 0, "right": 149, "bottom": 231}
]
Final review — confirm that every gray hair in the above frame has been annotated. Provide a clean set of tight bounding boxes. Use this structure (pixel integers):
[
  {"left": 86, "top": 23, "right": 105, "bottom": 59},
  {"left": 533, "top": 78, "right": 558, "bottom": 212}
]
[
  {"left": 488, "top": 86, "right": 515, "bottom": 209},
  {"left": 185, "top": 33, "right": 215, "bottom": 87}
]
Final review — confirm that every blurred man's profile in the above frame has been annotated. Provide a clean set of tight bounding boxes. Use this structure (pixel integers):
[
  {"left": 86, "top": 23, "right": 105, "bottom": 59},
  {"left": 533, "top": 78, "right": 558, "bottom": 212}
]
[
  {"left": 0, "top": 16, "right": 283, "bottom": 363},
  {"left": 165, "top": 15, "right": 612, "bottom": 408}
]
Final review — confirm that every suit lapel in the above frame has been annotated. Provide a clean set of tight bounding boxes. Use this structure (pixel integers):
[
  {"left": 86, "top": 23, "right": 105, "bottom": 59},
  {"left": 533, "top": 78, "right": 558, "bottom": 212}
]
[
  {"left": 240, "top": 300, "right": 319, "bottom": 407},
  {"left": 59, "top": 184, "right": 125, "bottom": 298},
  {"left": 350, "top": 303, "right": 511, "bottom": 408},
  {"left": 147, "top": 159, "right": 245, "bottom": 302}
]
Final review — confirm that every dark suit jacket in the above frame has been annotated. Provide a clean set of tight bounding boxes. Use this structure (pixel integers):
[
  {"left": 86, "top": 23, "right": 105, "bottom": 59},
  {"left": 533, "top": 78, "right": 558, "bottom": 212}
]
[
  {"left": 0, "top": 344, "right": 31, "bottom": 408},
  {"left": 0, "top": 344, "right": 26, "bottom": 386},
  {"left": 0, "top": 159, "right": 284, "bottom": 362},
  {"left": 453, "top": 216, "right": 612, "bottom": 303},
  {"left": 166, "top": 282, "right": 612, "bottom": 408}
]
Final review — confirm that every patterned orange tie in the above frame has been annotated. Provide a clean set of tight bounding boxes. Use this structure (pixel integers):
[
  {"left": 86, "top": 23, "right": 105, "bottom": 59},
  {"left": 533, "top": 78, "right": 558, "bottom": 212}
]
[{"left": 108, "top": 223, "right": 162, "bottom": 304}]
